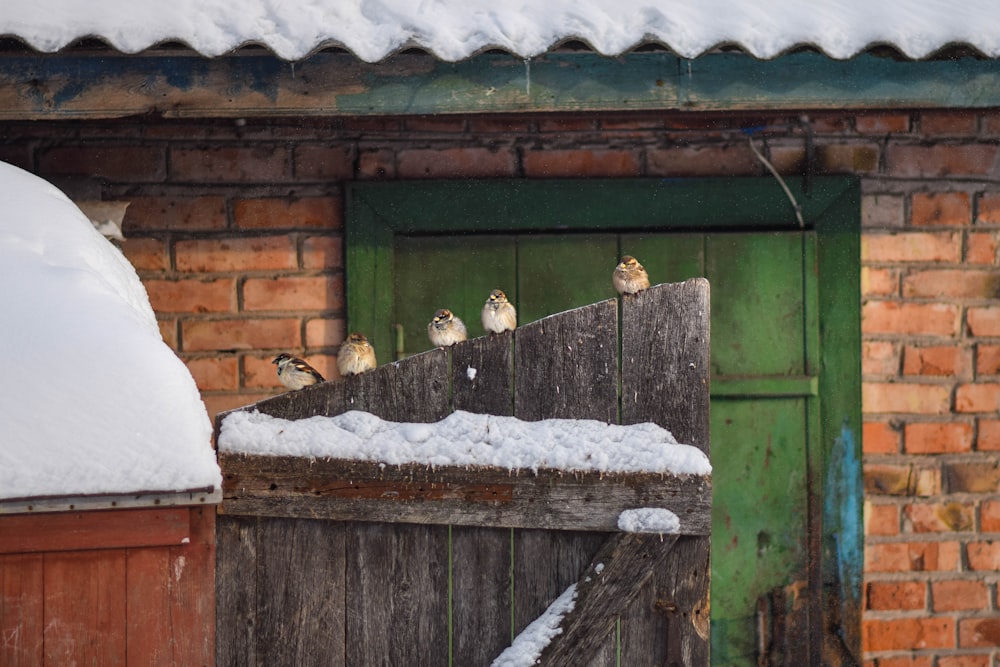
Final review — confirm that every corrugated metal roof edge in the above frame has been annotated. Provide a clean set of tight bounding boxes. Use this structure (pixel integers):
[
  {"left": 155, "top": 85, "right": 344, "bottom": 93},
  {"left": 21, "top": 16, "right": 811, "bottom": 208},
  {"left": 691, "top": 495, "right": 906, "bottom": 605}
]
[{"left": 0, "top": 34, "right": 993, "bottom": 63}]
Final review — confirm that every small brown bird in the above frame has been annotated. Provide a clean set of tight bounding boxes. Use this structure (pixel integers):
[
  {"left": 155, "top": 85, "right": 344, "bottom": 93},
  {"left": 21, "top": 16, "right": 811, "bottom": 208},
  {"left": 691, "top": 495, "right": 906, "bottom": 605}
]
[
  {"left": 337, "top": 332, "right": 377, "bottom": 376},
  {"left": 272, "top": 353, "right": 325, "bottom": 390},
  {"left": 481, "top": 289, "right": 517, "bottom": 334},
  {"left": 428, "top": 308, "right": 467, "bottom": 347},
  {"left": 613, "top": 255, "right": 651, "bottom": 295}
]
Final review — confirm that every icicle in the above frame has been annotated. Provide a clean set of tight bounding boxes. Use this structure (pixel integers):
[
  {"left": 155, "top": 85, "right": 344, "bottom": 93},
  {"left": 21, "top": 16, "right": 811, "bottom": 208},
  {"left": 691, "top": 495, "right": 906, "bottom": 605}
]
[{"left": 524, "top": 57, "right": 531, "bottom": 96}]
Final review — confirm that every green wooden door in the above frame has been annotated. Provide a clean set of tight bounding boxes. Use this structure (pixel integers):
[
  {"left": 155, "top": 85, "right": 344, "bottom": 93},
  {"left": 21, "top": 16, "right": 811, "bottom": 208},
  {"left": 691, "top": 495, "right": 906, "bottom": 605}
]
[{"left": 346, "top": 178, "right": 861, "bottom": 665}]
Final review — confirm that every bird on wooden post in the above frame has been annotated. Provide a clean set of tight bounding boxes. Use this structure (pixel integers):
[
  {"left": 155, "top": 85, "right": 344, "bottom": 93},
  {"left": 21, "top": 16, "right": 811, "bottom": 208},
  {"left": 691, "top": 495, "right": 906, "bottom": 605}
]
[
  {"left": 481, "top": 289, "right": 517, "bottom": 334},
  {"left": 428, "top": 308, "right": 467, "bottom": 347},
  {"left": 272, "top": 353, "right": 325, "bottom": 390},
  {"left": 337, "top": 332, "right": 377, "bottom": 376},
  {"left": 613, "top": 255, "right": 650, "bottom": 296}
]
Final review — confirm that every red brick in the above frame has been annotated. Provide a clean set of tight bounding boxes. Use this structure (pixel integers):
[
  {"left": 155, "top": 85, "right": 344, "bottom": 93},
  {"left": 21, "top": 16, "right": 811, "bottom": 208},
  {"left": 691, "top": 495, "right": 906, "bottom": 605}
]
[
  {"left": 967, "top": 541, "right": 1000, "bottom": 570},
  {"left": 468, "top": 118, "right": 535, "bottom": 133},
  {"left": 979, "top": 419, "right": 1000, "bottom": 451},
  {"left": 862, "top": 231, "right": 962, "bottom": 263},
  {"left": 357, "top": 149, "right": 396, "bottom": 179},
  {"left": 0, "top": 143, "right": 31, "bottom": 170},
  {"left": 866, "top": 502, "right": 900, "bottom": 535},
  {"left": 861, "top": 268, "right": 899, "bottom": 297},
  {"left": 169, "top": 146, "right": 290, "bottom": 182},
  {"left": 856, "top": 114, "right": 911, "bottom": 134},
  {"left": 904, "top": 502, "right": 973, "bottom": 532},
  {"left": 120, "top": 237, "right": 168, "bottom": 271},
  {"left": 977, "top": 345, "right": 1000, "bottom": 375},
  {"left": 301, "top": 236, "right": 343, "bottom": 270},
  {"left": 304, "top": 317, "right": 347, "bottom": 348},
  {"left": 889, "top": 145, "right": 998, "bottom": 178},
  {"left": 243, "top": 275, "right": 344, "bottom": 312},
  {"left": 185, "top": 356, "right": 239, "bottom": 392},
  {"left": 956, "top": 383, "right": 1000, "bottom": 413},
  {"left": 144, "top": 278, "right": 235, "bottom": 313},
  {"left": 536, "top": 118, "right": 596, "bottom": 132},
  {"left": 862, "top": 341, "right": 900, "bottom": 376},
  {"left": 921, "top": 111, "right": 979, "bottom": 136},
  {"left": 174, "top": 237, "right": 296, "bottom": 273},
  {"left": 967, "top": 232, "right": 998, "bottom": 264},
  {"left": 403, "top": 116, "right": 466, "bottom": 133},
  {"left": 862, "top": 617, "right": 954, "bottom": 652},
  {"left": 980, "top": 499, "right": 1000, "bottom": 531},
  {"left": 158, "top": 318, "right": 178, "bottom": 349},
  {"left": 939, "top": 654, "right": 991, "bottom": 667},
  {"left": 201, "top": 392, "right": 274, "bottom": 423},
  {"left": 865, "top": 463, "right": 914, "bottom": 496},
  {"left": 865, "top": 541, "right": 960, "bottom": 573},
  {"left": 397, "top": 147, "right": 517, "bottom": 178},
  {"left": 903, "top": 270, "right": 1000, "bottom": 299},
  {"left": 902, "top": 345, "right": 969, "bottom": 377},
  {"left": 904, "top": 422, "right": 973, "bottom": 454},
  {"left": 293, "top": 144, "right": 354, "bottom": 180},
  {"left": 862, "top": 301, "right": 959, "bottom": 336},
  {"left": 181, "top": 318, "right": 300, "bottom": 352},
  {"left": 873, "top": 658, "right": 933, "bottom": 667},
  {"left": 816, "top": 143, "right": 879, "bottom": 173},
  {"left": 945, "top": 461, "right": 1000, "bottom": 493},
  {"left": 959, "top": 618, "right": 1000, "bottom": 648},
  {"left": 967, "top": 307, "right": 1000, "bottom": 336},
  {"left": 233, "top": 197, "right": 341, "bottom": 230},
  {"left": 911, "top": 192, "right": 972, "bottom": 227},
  {"left": 646, "top": 145, "right": 757, "bottom": 177},
  {"left": 976, "top": 192, "right": 1000, "bottom": 225},
  {"left": 863, "top": 421, "right": 900, "bottom": 454},
  {"left": 123, "top": 196, "right": 228, "bottom": 232},
  {"left": 37, "top": 145, "right": 165, "bottom": 181},
  {"left": 866, "top": 580, "right": 925, "bottom": 610},
  {"left": 863, "top": 382, "right": 951, "bottom": 415},
  {"left": 862, "top": 194, "right": 905, "bottom": 229},
  {"left": 523, "top": 148, "right": 641, "bottom": 178}
]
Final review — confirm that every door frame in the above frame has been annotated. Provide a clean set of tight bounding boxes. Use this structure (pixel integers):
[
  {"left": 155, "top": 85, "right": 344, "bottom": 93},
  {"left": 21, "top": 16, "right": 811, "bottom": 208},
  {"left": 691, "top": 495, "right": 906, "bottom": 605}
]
[{"left": 345, "top": 176, "right": 861, "bottom": 663}]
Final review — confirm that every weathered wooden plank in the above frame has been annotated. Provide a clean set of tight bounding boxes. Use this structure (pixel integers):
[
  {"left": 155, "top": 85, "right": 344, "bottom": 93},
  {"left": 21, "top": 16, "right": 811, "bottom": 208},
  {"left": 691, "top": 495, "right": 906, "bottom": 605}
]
[
  {"left": 219, "top": 454, "right": 711, "bottom": 534},
  {"left": 170, "top": 507, "right": 217, "bottom": 667},
  {"left": 216, "top": 516, "right": 259, "bottom": 667},
  {"left": 0, "top": 553, "right": 44, "bottom": 666},
  {"left": 125, "top": 547, "right": 174, "bottom": 665},
  {"left": 536, "top": 533, "right": 680, "bottom": 666},
  {"left": 0, "top": 507, "right": 190, "bottom": 554},
  {"left": 346, "top": 523, "right": 450, "bottom": 667},
  {"left": 0, "top": 52, "right": 997, "bottom": 121},
  {"left": 621, "top": 278, "right": 711, "bottom": 666},
  {"left": 452, "top": 331, "right": 514, "bottom": 414},
  {"left": 43, "top": 549, "right": 127, "bottom": 666},
  {"left": 256, "top": 517, "right": 346, "bottom": 666},
  {"left": 514, "top": 299, "right": 618, "bottom": 424}
]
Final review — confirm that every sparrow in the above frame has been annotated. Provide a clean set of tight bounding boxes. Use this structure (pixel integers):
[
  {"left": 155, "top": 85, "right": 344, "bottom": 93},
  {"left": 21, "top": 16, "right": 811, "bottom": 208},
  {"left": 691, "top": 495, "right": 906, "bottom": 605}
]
[
  {"left": 428, "top": 308, "right": 467, "bottom": 347},
  {"left": 337, "top": 332, "right": 377, "bottom": 376},
  {"left": 481, "top": 289, "right": 517, "bottom": 334},
  {"left": 272, "top": 353, "right": 325, "bottom": 390},
  {"left": 613, "top": 255, "right": 650, "bottom": 295}
]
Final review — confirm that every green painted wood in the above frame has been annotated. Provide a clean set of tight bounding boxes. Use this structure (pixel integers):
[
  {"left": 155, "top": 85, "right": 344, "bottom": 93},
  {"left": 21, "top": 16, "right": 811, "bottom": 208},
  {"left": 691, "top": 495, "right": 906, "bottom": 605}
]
[
  {"left": 2, "top": 51, "right": 999, "bottom": 120},
  {"left": 346, "top": 190, "right": 397, "bottom": 366},
  {"left": 711, "top": 375, "right": 818, "bottom": 397}
]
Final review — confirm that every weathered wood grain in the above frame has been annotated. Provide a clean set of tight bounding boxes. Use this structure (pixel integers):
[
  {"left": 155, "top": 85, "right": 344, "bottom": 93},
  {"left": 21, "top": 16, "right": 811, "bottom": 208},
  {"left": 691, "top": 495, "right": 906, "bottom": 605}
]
[
  {"left": 514, "top": 299, "right": 618, "bottom": 424},
  {"left": 219, "top": 454, "right": 711, "bottom": 534},
  {"left": 0, "top": 553, "right": 44, "bottom": 666},
  {"left": 537, "top": 533, "right": 680, "bottom": 666},
  {"left": 256, "top": 517, "right": 346, "bottom": 666},
  {"left": 452, "top": 331, "right": 514, "bottom": 415},
  {"left": 621, "top": 278, "right": 712, "bottom": 666},
  {"left": 216, "top": 516, "right": 259, "bottom": 667},
  {"left": 346, "top": 523, "right": 449, "bottom": 667},
  {"left": 0, "top": 507, "right": 190, "bottom": 555}
]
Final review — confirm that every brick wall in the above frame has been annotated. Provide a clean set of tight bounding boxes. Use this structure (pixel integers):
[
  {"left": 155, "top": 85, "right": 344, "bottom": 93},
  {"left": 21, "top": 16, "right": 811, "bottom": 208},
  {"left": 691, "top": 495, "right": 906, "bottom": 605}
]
[{"left": 2, "top": 109, "right": 998, "bottom": 664}]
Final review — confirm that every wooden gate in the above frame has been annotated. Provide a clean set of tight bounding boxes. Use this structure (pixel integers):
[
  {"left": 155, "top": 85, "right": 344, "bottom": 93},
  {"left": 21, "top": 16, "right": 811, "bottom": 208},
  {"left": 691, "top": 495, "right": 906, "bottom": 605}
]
[{"left": 214, "top": 280, "right": 711, "bottom": 666}]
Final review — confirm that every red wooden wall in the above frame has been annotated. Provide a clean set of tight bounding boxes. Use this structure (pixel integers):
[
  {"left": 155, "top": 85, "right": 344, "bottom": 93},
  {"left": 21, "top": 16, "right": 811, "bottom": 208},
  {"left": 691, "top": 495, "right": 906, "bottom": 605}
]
[{"left": 0, "top": 506, "right": 215, "bottom": 666}]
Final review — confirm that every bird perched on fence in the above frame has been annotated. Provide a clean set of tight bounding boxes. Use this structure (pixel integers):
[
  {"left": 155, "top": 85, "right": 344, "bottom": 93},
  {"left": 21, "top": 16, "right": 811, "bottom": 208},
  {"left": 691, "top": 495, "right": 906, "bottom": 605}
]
[
  {"left": 481, "top": 289, "right": 517, "bottom": 334},
  {"left": 613, "top": 255, "right": 650, "bottom": 295},
  {"left": 272, "top": 353, "right": 325, "bottom": 390},
  {"left": 428, "top": 308, "right": 467, "bottom": 347},
  {"left": 337, "top": 332, "right": 377, "bottom": 376}
]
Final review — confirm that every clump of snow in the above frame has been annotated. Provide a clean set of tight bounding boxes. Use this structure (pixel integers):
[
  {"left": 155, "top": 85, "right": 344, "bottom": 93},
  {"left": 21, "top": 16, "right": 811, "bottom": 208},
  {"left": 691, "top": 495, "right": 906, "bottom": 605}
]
[
  {"left": 466, "top": 366, "right": 477, "bottom": 381},
  {"left": 492, "top": 584, "right": 577, "bottom": 667},
  {"left": 618, "top": 508, "right": 681, "bottom": 534},
  {"left": 0, "top": 161, "right": 221, "bottom": 501},
  {"left": 219, "top": 409, "right": 711, "bottom": 476}
]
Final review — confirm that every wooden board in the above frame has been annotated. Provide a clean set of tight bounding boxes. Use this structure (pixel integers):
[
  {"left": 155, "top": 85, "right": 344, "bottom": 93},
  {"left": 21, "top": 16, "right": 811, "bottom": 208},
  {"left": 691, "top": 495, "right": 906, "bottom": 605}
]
[
  {"left": 0, "top": 507, "right": 191, "bottom": 555},
  {"left": 216, "top": 516, "right": 259, "bottom": 667},
  {"left": 0, "top": 553, "right": 44, "bottom": 666}
]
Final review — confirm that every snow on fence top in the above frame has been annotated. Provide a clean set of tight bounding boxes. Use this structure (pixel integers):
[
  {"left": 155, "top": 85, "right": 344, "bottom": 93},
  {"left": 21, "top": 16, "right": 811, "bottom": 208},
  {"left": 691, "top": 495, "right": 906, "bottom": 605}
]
[
  {"left": 219, "top": 409, "right": 711, "bottom": 476},
  {"left": 0, "top": 161, "right": 221, "bottom": 504}
]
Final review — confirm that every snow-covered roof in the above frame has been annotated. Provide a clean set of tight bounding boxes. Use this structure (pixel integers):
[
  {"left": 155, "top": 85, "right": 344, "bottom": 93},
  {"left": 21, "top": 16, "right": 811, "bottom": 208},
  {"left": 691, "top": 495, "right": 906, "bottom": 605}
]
[
  {"left": 3, "top": 0, "right": 998, "bottom": 63},
  {"left": 0, "top": 161, "right": 221, "bottom": 507}
]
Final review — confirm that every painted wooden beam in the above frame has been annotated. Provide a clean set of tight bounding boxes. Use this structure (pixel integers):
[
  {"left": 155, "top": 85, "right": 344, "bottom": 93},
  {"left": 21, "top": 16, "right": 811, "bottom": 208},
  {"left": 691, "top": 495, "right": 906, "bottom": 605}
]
[{"left": 0, "top": 50, "right": 998, "bottom": 119}]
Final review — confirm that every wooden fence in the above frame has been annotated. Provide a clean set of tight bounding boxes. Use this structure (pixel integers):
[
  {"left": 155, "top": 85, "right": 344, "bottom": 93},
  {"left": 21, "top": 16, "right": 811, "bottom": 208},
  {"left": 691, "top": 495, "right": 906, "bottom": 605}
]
[{"left": 214, "top": 279, "right": 711, "bottom": 666}]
